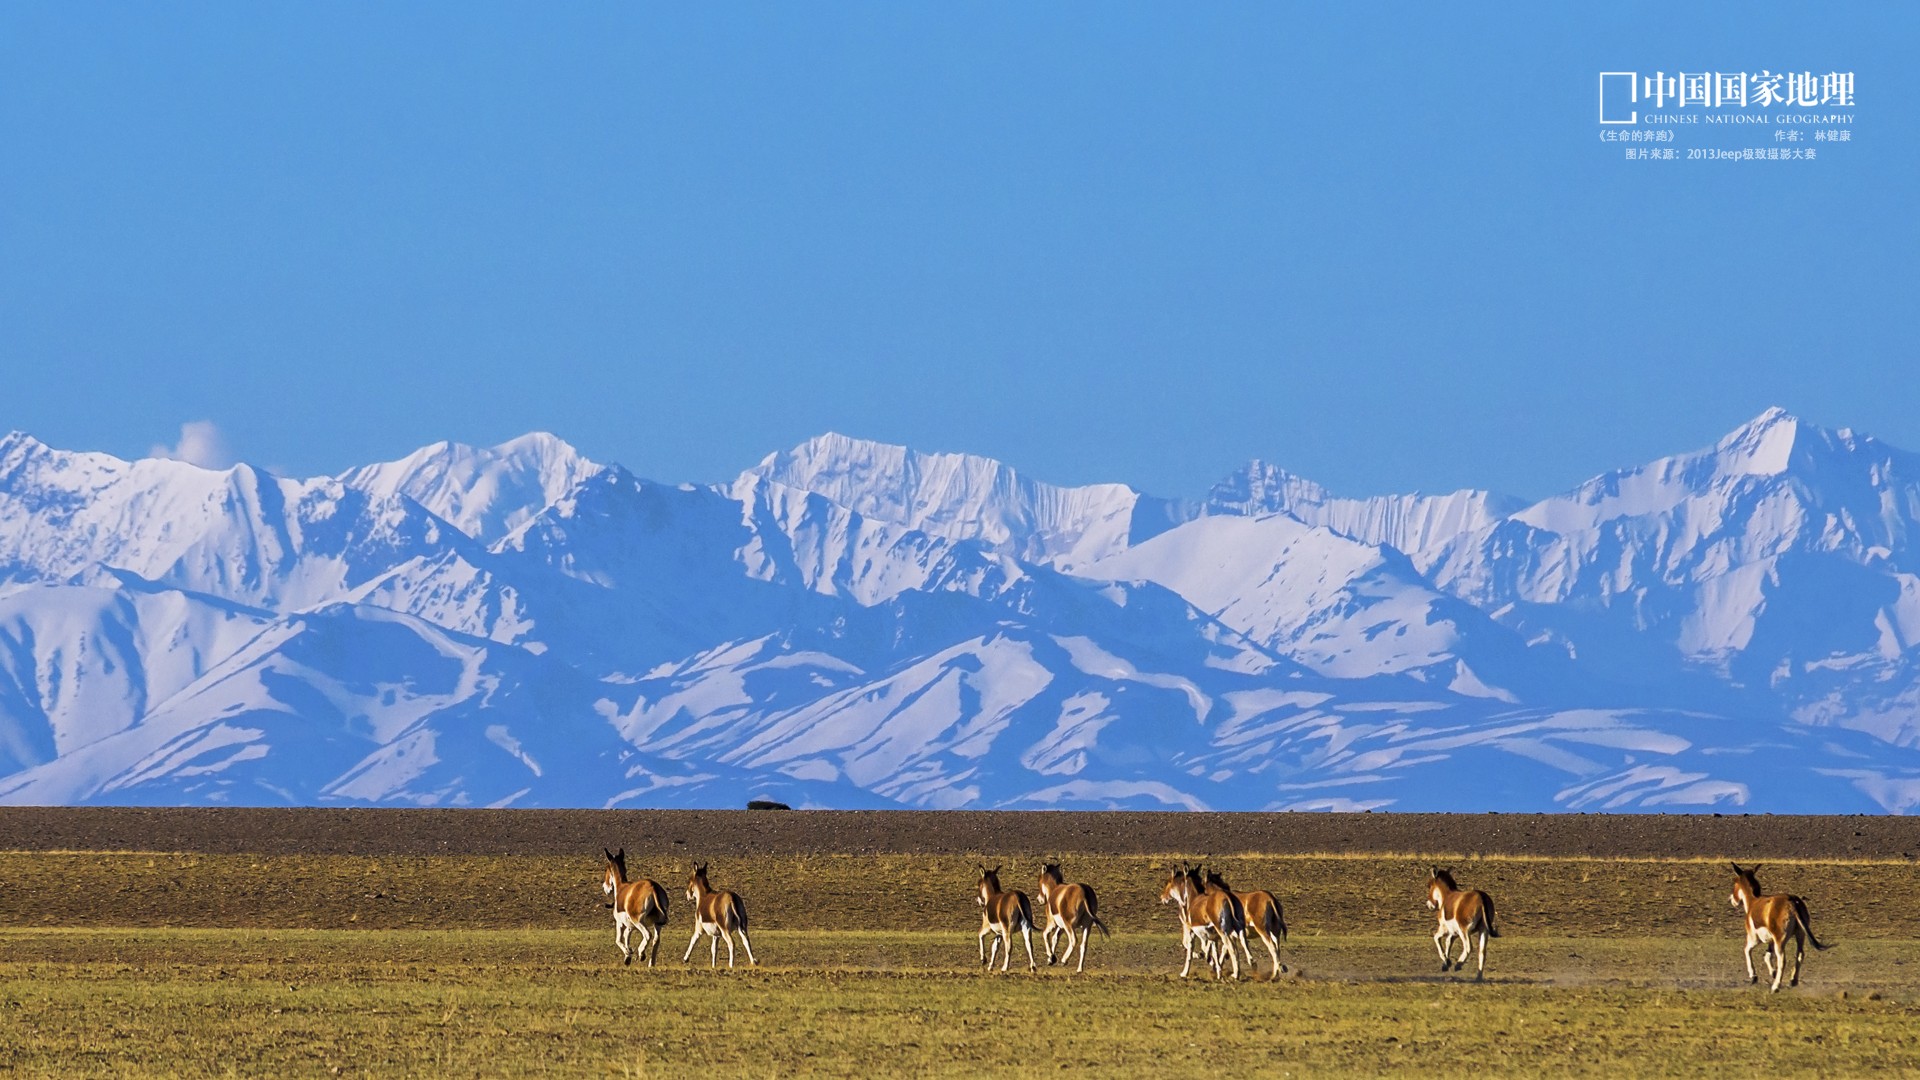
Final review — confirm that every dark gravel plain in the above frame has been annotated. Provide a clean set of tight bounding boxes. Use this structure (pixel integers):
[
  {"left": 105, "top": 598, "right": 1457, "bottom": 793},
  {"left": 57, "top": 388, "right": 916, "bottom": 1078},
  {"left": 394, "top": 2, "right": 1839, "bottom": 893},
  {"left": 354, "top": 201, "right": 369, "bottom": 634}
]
[{"left": 2, "top": 806, "right": 1915, "bottom": 859}]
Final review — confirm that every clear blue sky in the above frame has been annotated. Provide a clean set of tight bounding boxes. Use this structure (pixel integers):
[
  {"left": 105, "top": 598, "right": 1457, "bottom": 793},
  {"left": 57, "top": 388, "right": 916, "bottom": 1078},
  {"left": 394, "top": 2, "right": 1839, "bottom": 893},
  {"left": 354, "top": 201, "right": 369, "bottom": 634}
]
[{"left": 2, "top": 3, "right": 1912, "bottom": 500}]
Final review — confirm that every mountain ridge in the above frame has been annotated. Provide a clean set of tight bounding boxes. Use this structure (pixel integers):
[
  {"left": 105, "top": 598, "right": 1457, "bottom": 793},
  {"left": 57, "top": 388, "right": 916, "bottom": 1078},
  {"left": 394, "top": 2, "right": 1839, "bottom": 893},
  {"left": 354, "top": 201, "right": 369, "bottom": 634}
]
[{"left": 4, "top": 408, "right": 1920, "bottom": 811}]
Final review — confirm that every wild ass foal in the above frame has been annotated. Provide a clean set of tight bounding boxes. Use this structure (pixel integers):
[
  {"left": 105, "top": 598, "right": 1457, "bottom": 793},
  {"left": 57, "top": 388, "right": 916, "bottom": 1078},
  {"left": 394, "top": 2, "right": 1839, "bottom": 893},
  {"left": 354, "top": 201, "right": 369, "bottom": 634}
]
[
  {"left": 683, "top": 861, "right": 756, "bottom": 969},
  {"left": 1729, "top": 862, "right": 1829, "bottom": 991},
  {"left": 975, "top": 865, "right": 1038, "bottom": 972},
  {"left": 1036, "top": 861, "right": 1110, "bottom": 972},
  {"left": 1158, "top": 864, "right": 1243, "bottom": 980},
  {"left": 1426, "top": 867, "right": 1499, "bottom": 980},
  {"left": 602, "top": 848, "right": 670, "bottom": 967},
  {"left": 1204, "top": 868, "right": 1288, "bottom": 978}
]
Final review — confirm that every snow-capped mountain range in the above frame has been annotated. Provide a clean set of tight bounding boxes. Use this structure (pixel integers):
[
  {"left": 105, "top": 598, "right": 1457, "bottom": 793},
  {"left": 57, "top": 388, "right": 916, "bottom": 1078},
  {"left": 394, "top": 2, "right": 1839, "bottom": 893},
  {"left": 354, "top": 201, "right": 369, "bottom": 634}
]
[{"left": 4, "top": 408, "right": 1920, "bottom": 812}]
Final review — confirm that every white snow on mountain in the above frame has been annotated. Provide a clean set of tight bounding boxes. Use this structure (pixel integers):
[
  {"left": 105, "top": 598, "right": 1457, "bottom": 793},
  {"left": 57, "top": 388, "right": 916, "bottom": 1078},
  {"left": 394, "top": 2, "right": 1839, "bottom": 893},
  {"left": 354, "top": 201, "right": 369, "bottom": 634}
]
[
  {"left": 1204, "top": 460, "right": 1523, "bottom": 571},
  {"left": 1086, "top": 513, "right": 1552, "bottom": 697},
  {"left": 0, "top": 431, "right": 472, "bottom": 612},
  {"left": 745, "top": 432, "right": 1186, "bottom": 571},
  {"left": 4, "top": 409, "right": 1920, "bottom": 810},
  {"left": 339, "top": 432, "right": 603, "bottom": 544},
  {"left": 1425, "top": 408, "right": 1920, "bottom": 742}
]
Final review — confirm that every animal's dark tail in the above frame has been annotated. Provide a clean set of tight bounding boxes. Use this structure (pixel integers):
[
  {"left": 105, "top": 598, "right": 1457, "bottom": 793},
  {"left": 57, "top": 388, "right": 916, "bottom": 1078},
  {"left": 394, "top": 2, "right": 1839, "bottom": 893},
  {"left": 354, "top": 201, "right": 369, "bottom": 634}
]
[
  {"left": 1791, "top": 897, "right": 1830, "bottom": 951},
  {"left": 1483, "top": 895, "right": 1502, "bottom": 939},
  {"left": 1269, "top": 902, "right": 1288, "bottom": 943},
  {"left": 730, "top": 893, "right": 749, "bottom": 934},
  {"left": 1018, "top": 892, "right": 1034, "bottom": 932},
  {"left": 1226, "top": 895, "right": 1248, "bottom": 937}
]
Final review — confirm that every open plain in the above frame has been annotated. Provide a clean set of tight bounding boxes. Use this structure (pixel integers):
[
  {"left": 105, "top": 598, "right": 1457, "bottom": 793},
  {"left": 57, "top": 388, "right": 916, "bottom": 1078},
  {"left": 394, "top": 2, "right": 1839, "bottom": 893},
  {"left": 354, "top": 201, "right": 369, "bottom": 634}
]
[{"left": 2, "top": 808, "right": 1918, "bottom": 1077}]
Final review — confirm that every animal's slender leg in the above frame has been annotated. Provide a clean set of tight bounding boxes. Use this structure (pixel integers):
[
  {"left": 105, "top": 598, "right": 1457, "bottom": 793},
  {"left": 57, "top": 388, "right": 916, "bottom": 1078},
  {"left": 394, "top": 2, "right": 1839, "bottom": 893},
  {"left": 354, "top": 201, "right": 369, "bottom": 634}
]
[
  {"left": 739, "top": 929, "right": 757, "bottom": 966},
  {"left": 683, "top": 927, "right": 701, "bottom": 963},
  {"left": 710, "top": 930, "right": 720, "bottom": 969},
  {"left": 1179, "top": 928, "right": 1196, "bottom": 978},
  {"left": 979, "top": 925, "right": 991, "bottom": 965},
  {"left": 1076, "top": 926, "right": 1089, "bottom": 973},
  {"left": 616, "top": 921, "right": 630, "bottom": 965},
  {"left": 1435, "top": 927, "right": 1451, "bottom": 971},
  {"left": 1790, "top": 936, "right": 1803, "bottom": 988},
  {"left": 1475, "top": 930, "right": 1488, "bottom": 981},
  {"left": 1021, "top": 925, "right": 1036, "bottom": 972},
  {"left": 723, "top": 928, "right": 737, "bottom": 969},
  {"left": 1769, "top": 941, "right": 1784, "bottom": 993},
  {"left": 1262, "top": 932, "right": 1283, "bottom": 978},
  {"left": 1743, "top": 931, "right": 1758, "bottom": 984},
  {"left": 987, "top": 934, "right": 1001, "bottom": 972}
]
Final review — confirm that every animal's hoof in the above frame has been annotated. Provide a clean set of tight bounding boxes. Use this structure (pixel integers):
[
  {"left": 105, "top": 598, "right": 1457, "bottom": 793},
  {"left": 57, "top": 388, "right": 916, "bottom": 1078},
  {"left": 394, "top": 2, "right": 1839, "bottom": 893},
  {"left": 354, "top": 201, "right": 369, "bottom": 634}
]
[{"left": 623, "top": 955, "right": 632, "bottom": 966}]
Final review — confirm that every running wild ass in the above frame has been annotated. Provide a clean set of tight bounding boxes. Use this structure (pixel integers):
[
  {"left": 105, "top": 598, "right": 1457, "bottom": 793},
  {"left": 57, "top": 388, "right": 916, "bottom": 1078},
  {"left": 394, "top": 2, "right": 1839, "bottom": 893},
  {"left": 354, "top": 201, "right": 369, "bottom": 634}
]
[
  {"left": 1426, "top": 867, "right": 1498, "bottom": 980},
  {"left": 602, "top": 848, "right": 669, "bottom": 967},
  {"left": 1158, "top": 863, "right": 1243, "bottom": 980},
  {"left": 1037, "top": 861, "right": 1110, "bottom": 973},
  {"left": 1728, "top": 862, "right": 1829, "bottom": 992},
  {"left": 975, "top": 865, "right": 1037, "bottom": 973},
  {"left": 683, "top": 861, "right": 756, "bottom": 969},
  {"left": 1204, "top": 868, "right": 1288, "bottom": 978}
]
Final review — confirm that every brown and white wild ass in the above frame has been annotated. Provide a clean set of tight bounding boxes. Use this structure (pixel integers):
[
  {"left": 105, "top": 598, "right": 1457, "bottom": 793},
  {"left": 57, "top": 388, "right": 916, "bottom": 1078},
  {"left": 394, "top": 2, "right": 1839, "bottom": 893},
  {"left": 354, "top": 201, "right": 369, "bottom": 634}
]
[
  {"left": 1729, "top": 862, "right": 1829, "bottom": 992},
  {"left": 1036, "top": 861, "right": 1110, "bottom": 973},
  {"left": 682, "top": 861, "right": 756, "bottom": 969},
  {"left": 1426, "top": 867, "right": 1498, "bottom": 980},
  {"left": 1204, "top": 868, "right": 1288, "bottom": 978},
  {"left": 975, "top": 865, "right": 1037, "bottom": 973},
  {"left": 602, "top": 848, "right": 670, "bottom": 967},
  {"left": 1158, "top": 863, "right": 1243, "bottom": 980}
]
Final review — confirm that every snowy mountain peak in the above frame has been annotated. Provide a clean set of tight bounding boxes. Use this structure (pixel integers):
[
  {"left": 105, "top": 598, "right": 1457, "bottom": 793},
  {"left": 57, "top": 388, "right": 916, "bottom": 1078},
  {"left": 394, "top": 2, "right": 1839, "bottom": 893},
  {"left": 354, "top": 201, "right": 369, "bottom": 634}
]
[
  {"left": 339, "top": 433, "right": 603, "bottom": 544},
  {"left": 1206, "top": 459, "right": 1331, "bottom": 517},
  {"left": 745, "top": 432, "right": 1167, "bottom": 569},
  {"left": 1204, "top": 459, "right": 1522, "bottom": 570},
  {"left": 1712, "top": 406, "right": 1804, "bottom": 477},
  {"left": 1512, "top": 408, "right": 1910, "bottom": 540}
]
